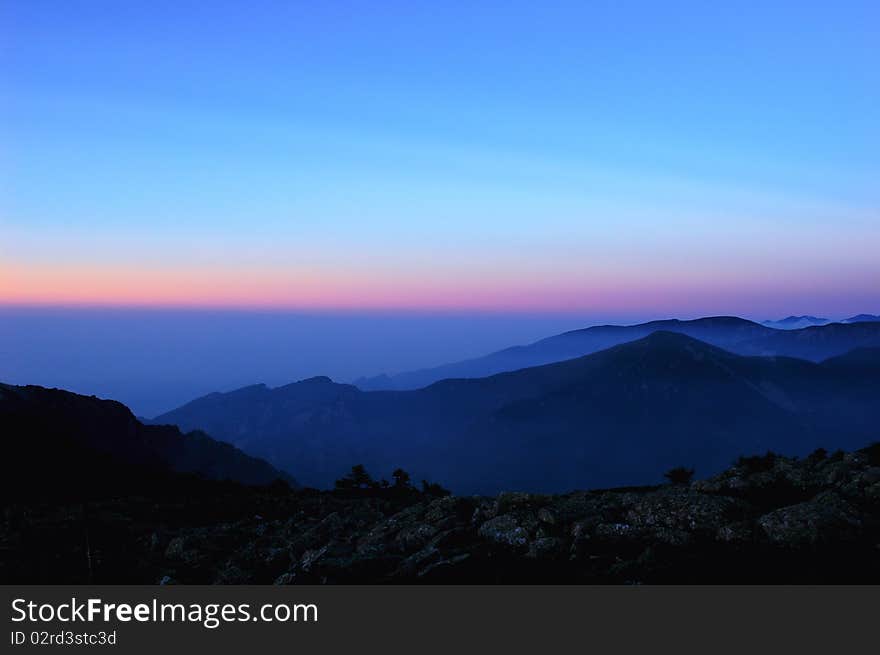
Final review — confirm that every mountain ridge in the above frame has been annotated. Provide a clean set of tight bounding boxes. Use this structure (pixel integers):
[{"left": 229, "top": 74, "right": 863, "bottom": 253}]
[
  {"left": 0, "top": 382, "right": 296, "bottom": 499},
  {"left": 156, "top": 332, "right": 880, "bottom": 493},
  {"left": 354, "top": 316, "right": 880, "bottom": 391}
]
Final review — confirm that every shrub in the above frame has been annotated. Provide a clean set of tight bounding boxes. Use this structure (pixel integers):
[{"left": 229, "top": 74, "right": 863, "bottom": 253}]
[
  {"left": 335, "top": 464, "right": 377, "bottom": 490},
  {"left": 392, "top": 468, "right": 413, "bottom": 490},
  {"left": 664, "top": 466, "right": 695, "bottom": 485}
]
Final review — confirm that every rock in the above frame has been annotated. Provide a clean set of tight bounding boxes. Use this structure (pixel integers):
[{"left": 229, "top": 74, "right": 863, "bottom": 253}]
[
  {"left": 653, "top": 528, "right": 691, "bottom": 546},
  {"left": 424, "top": 496, "right": 466, "bottom": 524},
  {"left": 594, "top": 522, "right": 639, "bottom": 540},
  {"left": 417, "top": 553, "right": 470, "bottom": 578},
  {"left": 493, "top": 491, "right": 552, "bottom": 516},
  {"left": 395, "top": 523, "right": 438, "bottom": 551},
  {"left": 471, "top": 500, "right": 497, "bottom": 524},
  {"left": 862, "top": 468, "right": 880, "bottom": 485},
  {"left": 478, "top": 514, "right": 529, "bottom": 548},
  {"left": 758, "top": 492, "right": 862, "bottom": 546},
  {"left": 626, "top": 489, "right": 736, "bottom": 533},
  {"left": 538, "top": 508, "right": 557, "bottom": 525},
  {"left": 298, "top": 546, "right": 328, "bottom": 571},
  {"left": 12, "top": 442, "right": 878, "bottom": 584},
  {"left": 274, "top": 572, "right": 296, "bottom": 585},
  {"left": 262, "top": 547, "right": 291, "bottom": 575}
]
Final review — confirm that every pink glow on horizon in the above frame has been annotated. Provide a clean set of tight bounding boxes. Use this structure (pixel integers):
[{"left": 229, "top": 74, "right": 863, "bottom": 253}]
[{"left": 1, "top": 261, "right": 875, "bottom": 316}]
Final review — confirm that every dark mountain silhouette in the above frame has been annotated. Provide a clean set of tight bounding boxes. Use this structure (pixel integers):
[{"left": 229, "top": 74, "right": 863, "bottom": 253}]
[
  {"left": 843, "top": 314, "right": 880, "bottom": 323},
  {"left": 0, "top": 383, "right": 295, "bottom": 500},
  {"left": 156, "top": 332, "right": 880, "bottom": 494},
  {"left": 147, "top": 376, "right": 362, "bottom": 453},
  {"left": 762, "top": 315, "right": 830, "bottom": 330},
  {"left": 355, "top": 316, "right": 775, "bottom": 391},
  {"left": 822, "top": 347, "right": 880, "bottom": 372}
]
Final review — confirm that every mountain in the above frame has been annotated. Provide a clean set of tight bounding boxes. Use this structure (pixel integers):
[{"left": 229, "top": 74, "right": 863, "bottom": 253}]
[
  {"left": 843, "top": 314, "right": 880, "bottom": 323},
  {"left": 735, "top": 322, "right": 880, "bottom": 361},
  {"left": 762, "top": 315, "right": 830, "bottom": 330},
  {"left": 822, "top": 347, "right": 880, "bottom": 372},
  {"left": 148, "top": 376, "right": 362, "bottom": 454},
  {"left": 355, "top": 316, "right": 776, "bottom": 391},
  {"left": 356, "top": 317, "right": 880, "bottom": 391},
  {"left": 0, "top": 383, "right": 296, "bottom": 500},
  {"left": 156, "top": 332, "right": 880, "bottom": 494}
]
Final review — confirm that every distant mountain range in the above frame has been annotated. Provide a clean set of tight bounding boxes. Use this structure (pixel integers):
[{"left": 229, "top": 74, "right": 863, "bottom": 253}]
[
  {"left": 0, "top": 383, "right": 295, "bottom": 500},
  {"left": 761, "top": 316, "right": 830, "bottom": 330},
  {"left": 155, "top": 331, "right": 880, "bottom": 493},
  {"left": 355, "top": 316, "right": 880, "bottom": 391},
  {"left": 842, "top": 314, "right": 880, "bottom": 324},
  {"left": 761, "top": 314, "right": 880, "bottom": 330}
]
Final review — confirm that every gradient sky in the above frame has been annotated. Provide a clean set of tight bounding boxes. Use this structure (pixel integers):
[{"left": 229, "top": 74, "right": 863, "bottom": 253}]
[{"left": 1, "top": 1, "right": 879, "bottom": 315}]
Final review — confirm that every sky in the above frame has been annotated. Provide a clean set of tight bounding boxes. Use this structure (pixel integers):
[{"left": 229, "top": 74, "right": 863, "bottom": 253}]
[
  {"left": 1, "top": 2, "right": 878, "bottom": 413},
  {"left": 2, "top": 1, "right": 878, "bottom": 316}
]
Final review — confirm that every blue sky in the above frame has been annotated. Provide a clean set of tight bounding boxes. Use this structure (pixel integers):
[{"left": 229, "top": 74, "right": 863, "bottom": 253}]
[{"left": 1, "top": 1, "right": 878, "bottom": 315}]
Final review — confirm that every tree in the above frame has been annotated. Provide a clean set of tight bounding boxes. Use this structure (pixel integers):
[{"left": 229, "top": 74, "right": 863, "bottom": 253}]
[
  {"left": 392, "top": 468, "right": 412, "bottom": 490},
  {"left": 334, "top": 464, "right": 376, "bottom": 490},
  {"left": 349, "top": 464, "right": 373, "bottom": 488},
  {"left": 664, "top": 466, "right": 694, "bottom": 485}
]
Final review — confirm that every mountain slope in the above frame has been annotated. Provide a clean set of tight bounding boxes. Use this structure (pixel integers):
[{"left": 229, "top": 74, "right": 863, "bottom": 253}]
[
  {"left": 843, "top": 314, "right": 880, "bottom": 323},
  {"left": 355, "top": 316, "right": 775, "bottom": 391},
  {"left": 356, "top": 317, "right": 880, "bottom": 390},
  {"left": 156, "top": 333, "right": 880, "bottom": 493},
  {"left": 0, "top": 383, "right": 296, "bottom": 499}
]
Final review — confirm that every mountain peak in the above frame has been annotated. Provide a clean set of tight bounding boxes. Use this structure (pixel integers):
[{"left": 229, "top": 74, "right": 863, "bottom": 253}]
[
  {"left": 602, "top": 330, "right": 731, "bottom": 360},
  {"left": 297, "top": 375, "right": 335, "bottom": 385},
  {"left": 761, "top": 316, "right": 831, "bottom": 330},
  {"left": 843, "top": 314, "right": 880, "bottom": 324}
]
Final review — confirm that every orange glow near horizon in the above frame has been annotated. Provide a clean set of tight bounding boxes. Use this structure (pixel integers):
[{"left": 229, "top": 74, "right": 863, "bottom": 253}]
[{"left": 3, "top": 259, "right": 870, "bottom": 316}]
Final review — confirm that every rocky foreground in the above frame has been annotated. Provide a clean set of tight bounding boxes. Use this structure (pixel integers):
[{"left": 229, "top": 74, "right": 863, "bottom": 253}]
[{"left": 4, "top": 445, "right": 880, "bottom": 584}]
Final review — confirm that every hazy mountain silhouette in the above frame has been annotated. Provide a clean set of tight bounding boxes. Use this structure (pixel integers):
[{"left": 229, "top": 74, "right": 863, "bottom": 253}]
[
  {"left": 843, "top": 314, "right": 880, "bottom": 323},
  {"left": 735, "top": 322, "right": 880, "bottom": 361},
  {"left": 156, "top": 332, "right": 880, "bottom": 494},
  {"left": 355, "top": 316, "right": 775, "bottom": 391},
  {"left": 354, "top": 316, "right": 880, "bottom": 391},
  {"left": 762, "top": 315, "right": 830, "bottom": 330},
  {"left": 0, "top": 383, "right": 295, "bottom": 500}
]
